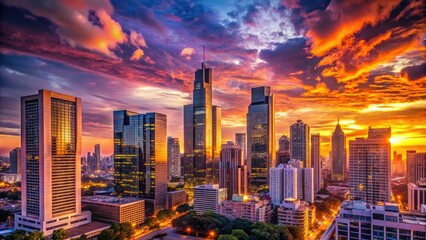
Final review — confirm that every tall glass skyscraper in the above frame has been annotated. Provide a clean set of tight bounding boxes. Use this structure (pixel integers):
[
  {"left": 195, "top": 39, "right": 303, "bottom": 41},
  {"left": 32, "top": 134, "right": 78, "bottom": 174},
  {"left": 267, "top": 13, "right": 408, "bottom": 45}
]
[
  {"left": 247, "top": 86, "right": 275, "bottom": 188},
  {"left": 16, "top": 90, "right": 91, "bottom": 235},
  {"left": 331, "top": 120, "right": 346, "bottom": 180},
  {"left": 114, "top": 110, "right": 167, "bottom": 214},
  {"left": 290, "top": 119, "right": 311, "bottom": 167},
  {"left": 183, "top": 62, "right": 221, "bottom": 186},
  {"left": 349, "top": 127, "right": 391, "bottom": 204},
  {"left": 168, "top": 137, "right": 181, "bottom": 179},
  {"left": 311, "top": 133, "right": 321, "bottom": 192}
]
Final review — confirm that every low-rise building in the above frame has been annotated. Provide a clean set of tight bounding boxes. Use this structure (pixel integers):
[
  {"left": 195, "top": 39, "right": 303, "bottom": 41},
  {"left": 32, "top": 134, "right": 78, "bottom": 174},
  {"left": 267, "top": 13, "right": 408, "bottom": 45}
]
[
  {"left": 0, "top": 173, "right": 21, "bottom": 184},
  {"left": 217, "top": 195, "right": 271, "bottom": 223},
  {"left": 408, "top": 178, "right": 426, "bottom": 211},
  {"left": 277, "top": 198, "right": 309, "bottom": 239},
  {"left": 82, "top": 196, "right": 144, "bottom": 226},
  {"left": 166, "top": 190, "right": 188, "bottom": 210},
  {"left": 194, "top": 184, "right": 227, "bottom": 214},
  {"left": 335, "top": 200, "right": 426, "bottom": 240}
]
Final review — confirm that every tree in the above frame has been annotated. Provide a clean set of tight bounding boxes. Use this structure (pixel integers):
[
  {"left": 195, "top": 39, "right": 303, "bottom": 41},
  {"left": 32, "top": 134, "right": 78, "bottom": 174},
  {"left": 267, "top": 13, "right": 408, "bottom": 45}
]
[
  {"left": 98, "top": 229, "right": 115, "bottom": 240},
  {"left": 231, "top": 229, "right": 249, "bottom": 240},
  {"left": 27, "top": 231, "right": 44, "bottom": 240},
  {"left": 6, "top": 230, "right": 27, "bottom": 240},
  {"left": 52, "top": 228, "right": 68, "bottom": 240},
  {"left": 157, "top": 209, "right": 175, "bottom": 220},
  {"left": 218, "top": 235, "right": 238, "bottom": 240},
  {"left": 230, "top": 218, "right": 252, "bottom": 234},
  {"left": 117, "top": 222, "right": 135, "bottom": 239},
  {"left": 176, "top": 203, "right": 191, "bottom": 213},
  {"left": 144, "top": 217, "right": 160, "bottom": 229},
  {"left": 287, "top": 226, "right": 303, "bottom": 240}
]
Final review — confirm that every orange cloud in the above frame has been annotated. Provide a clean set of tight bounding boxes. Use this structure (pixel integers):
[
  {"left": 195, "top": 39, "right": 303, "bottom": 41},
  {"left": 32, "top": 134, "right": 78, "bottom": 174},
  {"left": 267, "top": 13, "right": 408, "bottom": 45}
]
[
  {"left": 306, "top": 0, "right": 401, "bottom": 56},
  {"left": 3, "top": 0, "right": 128, "bottom": 58},
  {"left": 180, "top": 47, "right": 195, "bottom": 60},
  {"left": 129, "top": 31, "right": 147, "bottom": 48},
  {"left": 130, "top": 48, "right": 144, "bottom": 61}
]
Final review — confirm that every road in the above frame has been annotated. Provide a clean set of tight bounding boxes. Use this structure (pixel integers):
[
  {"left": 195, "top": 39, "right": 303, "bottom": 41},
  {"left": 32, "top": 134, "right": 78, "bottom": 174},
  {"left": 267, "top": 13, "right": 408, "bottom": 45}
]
[{"left": 308, "top": 211, "right": 338, "bottom": 240}]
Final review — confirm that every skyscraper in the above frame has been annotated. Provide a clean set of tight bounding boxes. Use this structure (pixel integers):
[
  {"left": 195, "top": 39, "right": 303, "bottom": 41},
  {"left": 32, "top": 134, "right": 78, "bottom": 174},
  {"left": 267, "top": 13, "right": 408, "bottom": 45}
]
[
  {"left": 212, "top": 105, "right": 222, "bottom": 184},
  {"left": 276, "top": 135, "right": 290, "bottom": 164},
  {"left": 219, "top": 141, "right": 248, "bottom": 200},
  {"left": 247, "top": 86, "right": 275, "bottom": 188},
  {"left": 235, "top": 133, "right": 247, "bottom": 161},
  {"left": 311, "top": 133, "right": 321, "bottom": 192},
  {"left": 168, "top": 137, "right": 181, "bottom": 179},
  {"left": 349, "top": 127, "right": 391, "bottom": 204},
  {"left": 331, "top": 119, "right": 346, "bottom": 180},
  {"left": 113, "top": 110, "right": 167, "bottom": 214},
  {"left": 94, "top": 144, "right": 100, "bottom": 171},
  {"left": 183, "top": 62, "right": 221, "bottom": 186},
  {"left": 406, "top": 150, "right": 417, "bottom": 183},
  {"left": 9, "top": 147, "right": 21, "bottom": 174},
  {"left": 414, "top": 153, "right": 426, "bottom": 183},
  {"left": 16, "top": 90, "right": 91, "bottom": 234},
  {"left": 183, "top": 104, "right": 194, "bottom": 183},
  {"left": 290, "top": 120, "right": 311, "bottom": 167}
]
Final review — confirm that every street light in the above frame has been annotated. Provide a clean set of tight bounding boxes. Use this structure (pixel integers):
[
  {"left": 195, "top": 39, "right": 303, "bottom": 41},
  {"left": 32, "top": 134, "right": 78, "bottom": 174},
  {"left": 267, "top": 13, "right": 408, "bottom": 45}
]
[
  {"left": 209, "top": 231, "right": 215, "bottom": 238},
  {"left": 186, "top": 227, "right": 191, "bottom": 235}
]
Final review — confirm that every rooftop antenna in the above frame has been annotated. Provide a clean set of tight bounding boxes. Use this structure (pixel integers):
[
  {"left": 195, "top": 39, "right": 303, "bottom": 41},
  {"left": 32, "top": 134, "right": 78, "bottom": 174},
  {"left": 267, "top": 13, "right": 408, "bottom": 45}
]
[
  {"left": 338, "top": 118, "right": 340, "bottom": 124},
  {"left": 203, "top": 45, "right": 206, "bottom": 63}
]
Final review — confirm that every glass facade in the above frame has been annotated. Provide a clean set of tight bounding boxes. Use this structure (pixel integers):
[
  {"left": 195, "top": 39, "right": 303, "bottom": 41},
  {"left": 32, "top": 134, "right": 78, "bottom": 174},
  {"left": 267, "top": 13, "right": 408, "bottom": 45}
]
[
  {"left": 193, "top": 63, "right": 213, "bottom": 185},
  {"left": 212, "top": 106, "right": 221, "bottom": 184},
  {"left": 168, "top": 137, "right": 181, "bottom": 179},
  {"left": 113, "top": 111, "right": 167, "bottom": 213},
  {"left": 51, "top": 98, "right": 76, "bottom": 217},
  {"left": 247, "top": 86, "right": 275, "bottom": 188},
  {"left": 25, "top": 99, "right": 40, "bottom": 217},
  {"left": 113, "top": 110, "right": 144, "bottom": 197},
  {"left": 183, "top": 104, "right": 194, "bottom": 184},
  {"left": 331, "top": 121, "right": 346, "bottom": 180},
  {"left": 290, "top": 119, "right": 311, "bottom": 167}
]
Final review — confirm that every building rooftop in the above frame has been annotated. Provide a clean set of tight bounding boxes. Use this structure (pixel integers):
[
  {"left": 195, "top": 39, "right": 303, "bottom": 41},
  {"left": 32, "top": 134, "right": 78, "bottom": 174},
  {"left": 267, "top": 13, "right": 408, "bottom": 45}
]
[
  {"left": 82, "top": 196, "right": 143, "bottom": 205},
  {"left": 45, "top": 221, "right": 110, "bottom": 240},
  {"left": 194, "top": 184, "right": 221, "bottom": 190}
]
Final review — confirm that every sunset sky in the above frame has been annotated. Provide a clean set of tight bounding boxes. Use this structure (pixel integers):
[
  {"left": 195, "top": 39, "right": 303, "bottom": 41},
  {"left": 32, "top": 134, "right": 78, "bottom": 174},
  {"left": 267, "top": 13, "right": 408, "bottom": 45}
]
[{"left": 0, "top": 0, "right": 425, "bottom": 157}]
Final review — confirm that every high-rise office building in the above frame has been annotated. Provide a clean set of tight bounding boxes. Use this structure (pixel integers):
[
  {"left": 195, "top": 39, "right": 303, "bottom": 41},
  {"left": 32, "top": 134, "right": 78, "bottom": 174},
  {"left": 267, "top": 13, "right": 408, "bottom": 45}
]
[
  {"left": 412, "top": 153, "right": 426, "bottom": 184},
  {"left": 269, "top": 164, "right": 313, "bottom": 205},
  {"left": 331, "top": 120, "right": 346, "bottom": 180},
  {"left": 408, "top": 178, "right": 426, "bottom": 211},
  {"left": 212, "top": 106, "right": 222, "bottom": 184},
  {"left": 276, "top": 135, "right": 290, "bottom": 164},
  {"left": 311, "top": 134, "right": 321, "bottom": 192},
  {"left": 334, "top": 200, "right": 426, "bottom": 240},
  {"left": 406, "top": 150, "right": 417, "bottom": 183},
  {"left": 9, "top": 147, "right": 21, "bottom": 174},
  {"left": 94, "top": 144, "right": 100, "bottom": 171},
  {"left": 270, "top": 165, "right": 298, "bottom": 205},
  {"left": 183, "top": 104, "right": 194, "bottom": 183},
  {"left": 193, "top": 184, "right": 226, "bottom": 214},
  {"left": 290, "top": 120, "right": 310, "bottom": 168},
  {"left": 193, "top": 63, "right": 213, "bottom": 185},
  {"left": 235, "top": 133, "right": 247, "bottom": 161},
  {"left": 219, "top": 142, "right": 248, "bottom": 200},
  {"left": 183, "top": 62, "right": 221, "bottom": 186},
  {"left": 16, "top": 90, "right": 91, "bottom": 235},
  {"left": 349, "top": 127, "right": 391, "bottom": 204},
  {"left": 113, "top": 110, "right": 167, "bottom": 214},
  {"left": 168, "top": 137, "right": 181, "bottom": 179},
  {"left": 247, "top": 86, "right": 275, "bottom": 188},
  {"left": 296, "top": 168, "right": 314, "bottom": 204}
]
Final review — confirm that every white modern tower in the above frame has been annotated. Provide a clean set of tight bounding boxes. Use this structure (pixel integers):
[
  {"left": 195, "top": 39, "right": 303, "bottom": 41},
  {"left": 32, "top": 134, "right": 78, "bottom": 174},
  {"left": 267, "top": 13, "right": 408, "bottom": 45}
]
[{"left": 16, "top": 90, "right": 91, "bottom": 235}]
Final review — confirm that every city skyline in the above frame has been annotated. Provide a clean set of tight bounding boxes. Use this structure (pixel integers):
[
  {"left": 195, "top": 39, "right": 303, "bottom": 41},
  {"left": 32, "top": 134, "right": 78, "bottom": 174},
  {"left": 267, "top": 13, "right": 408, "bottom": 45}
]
[{"left": 1, "top": 0, "right": 425, "bottom": 157}]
